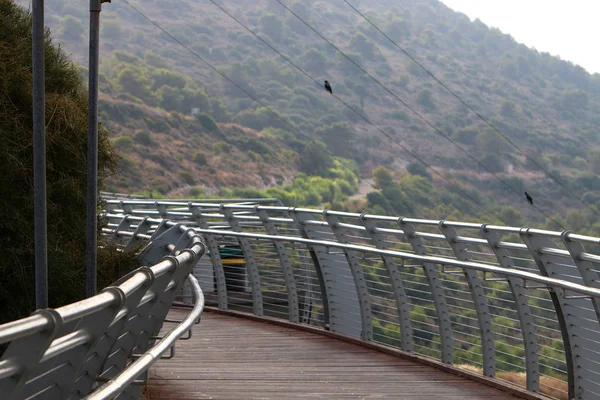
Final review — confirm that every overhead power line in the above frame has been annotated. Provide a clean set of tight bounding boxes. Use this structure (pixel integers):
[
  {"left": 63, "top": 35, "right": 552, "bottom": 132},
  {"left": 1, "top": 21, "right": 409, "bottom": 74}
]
[
  {"left": 123, "top": 0, "right": 504, "bottom": 222},
  {"left": 272, "top": 0, "right": 564, "bottom": 228},
  {"left": 121, "top": 0, "right": 314, "bottom": 144},
  {"left": 205, "top": 0, "right": 542, "bottom": 225},
  {"left": 121, "top": 0, "right": 562, "bottom": 228},
  {"left": 341, "top": 0, "right": 600, "bottom": 219}
]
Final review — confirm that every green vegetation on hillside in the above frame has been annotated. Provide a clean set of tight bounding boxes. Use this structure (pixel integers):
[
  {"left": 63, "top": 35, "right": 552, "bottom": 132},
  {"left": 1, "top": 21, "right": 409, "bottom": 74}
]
[{"left": 35, "top": 0, "right": 600, "bottom": 227}]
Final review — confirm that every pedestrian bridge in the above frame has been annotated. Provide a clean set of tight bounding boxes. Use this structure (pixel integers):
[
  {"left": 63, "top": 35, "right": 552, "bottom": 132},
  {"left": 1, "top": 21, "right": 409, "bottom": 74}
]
[{"left": 3, "top": 197, "right": 600, "bottom": 400}]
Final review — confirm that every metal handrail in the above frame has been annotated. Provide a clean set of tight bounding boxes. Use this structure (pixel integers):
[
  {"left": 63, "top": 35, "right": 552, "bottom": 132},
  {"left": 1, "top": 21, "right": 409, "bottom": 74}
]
[
  {"left": 99, "top": 202, "right": 600, "bottom": 400},
  {"left": 86, "top": 274, "right": 205, "bottom": 400},
  {"left": 0, "top": 221, "right": 206, "bottom": 400}
]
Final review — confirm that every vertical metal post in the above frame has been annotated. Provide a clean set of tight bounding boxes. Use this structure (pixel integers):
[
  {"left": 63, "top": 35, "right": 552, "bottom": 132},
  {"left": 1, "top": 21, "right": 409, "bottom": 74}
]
[
  {"left": 86, "top": 0, "right": 102, "bottom": 297},
  {"left": 32, "top": 0, "right": 48, "bottom": 309}
]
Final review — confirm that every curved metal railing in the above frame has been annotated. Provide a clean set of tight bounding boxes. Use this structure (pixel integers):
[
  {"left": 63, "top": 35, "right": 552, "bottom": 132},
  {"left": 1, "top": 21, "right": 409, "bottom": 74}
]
[
  {"left": 103, "top": 200, "right": 600, "bottom": 400},
  {"left": 0, "top": 221, "right": 206, "bottom": 400}
]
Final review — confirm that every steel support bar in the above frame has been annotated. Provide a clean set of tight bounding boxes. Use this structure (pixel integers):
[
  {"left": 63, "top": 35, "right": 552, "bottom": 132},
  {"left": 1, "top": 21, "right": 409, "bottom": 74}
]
[
  {"left": 325, "top": 213, "right": 373, "bottom": 341},
  {"left": 439, "top": 223, "right": 495, "bottom": 377},
  {"left": 562, "top": 232, "right": 600, "bottom": 322},
  {"left": 86, "top": 0, "right": 102, "bottom": 298},
  {"left": 362, "top": 217, "right": 412, "bottom": 351},
  {"left": 32, "top": 0, "right": 47, "bottom": 310},
  {"left": 400, "top": 219, "right": 454, "bottom": 364},
  {"left": 190, "top": 206, "right": 227, "bottom": 310},
  {"left": 257, "top": 209, "right": 299, "bottom": 323},
  {"left": 521, "top": 231, "right": 596, "bottom": 400},
  {"left": 482, "top": 227, "right": 539, "bottom": 392},
  {"left": 222, "top": 207, "right": 263, "bottom": 316},
  {"left": 290, "top": 211, "right": 331, "bottom": 330}
]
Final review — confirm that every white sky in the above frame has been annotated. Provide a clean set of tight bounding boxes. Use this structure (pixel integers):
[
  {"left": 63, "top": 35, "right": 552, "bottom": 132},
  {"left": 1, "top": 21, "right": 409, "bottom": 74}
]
[{"left": 439, "top": 0, "right": 600, "bottom": 74}]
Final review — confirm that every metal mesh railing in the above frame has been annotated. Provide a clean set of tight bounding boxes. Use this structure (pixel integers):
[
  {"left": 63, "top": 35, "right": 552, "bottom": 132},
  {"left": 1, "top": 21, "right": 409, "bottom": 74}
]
[
  {"left": 100, "top": 200, "right": 600, "bottom": 400},
  {"left": 0, "top": 219, "right": 206, "bottom": 400}
]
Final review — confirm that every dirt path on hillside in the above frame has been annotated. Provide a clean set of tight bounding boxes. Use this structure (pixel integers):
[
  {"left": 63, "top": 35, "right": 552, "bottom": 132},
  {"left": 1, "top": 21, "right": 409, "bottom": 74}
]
[{"left": 350, "top": 179, "right": 374, "bottom": 200}]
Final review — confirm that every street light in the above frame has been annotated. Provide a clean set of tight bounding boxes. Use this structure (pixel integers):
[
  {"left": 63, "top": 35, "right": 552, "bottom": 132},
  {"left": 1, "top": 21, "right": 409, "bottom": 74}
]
[
  {"left": 32, "top": 0, "right": 47, "bottom": 309},
  {"left": 87, "top": 0, "right": 111, "bottom": 298}
]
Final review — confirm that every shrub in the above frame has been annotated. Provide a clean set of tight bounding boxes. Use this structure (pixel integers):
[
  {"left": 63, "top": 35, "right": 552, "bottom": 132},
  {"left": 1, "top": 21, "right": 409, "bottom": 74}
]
[
  {"left": 212, "top": 141, "right": 231, "bottom": 154},
  {"left": 480, "top": 153, "right": 505, "bottom": 173},
  {"left": 193, "top": 151, "right": 207, "bottom": 165},
  {"left": 383, "top": 110, "right": 409, "bottom": 121},
  {"left": 134, "top": 130, "right": 154, "bottom": 146},
  {"left": 178, "top": 171, "right": 196, "bottom": 185},
  {"left": 407, "top": 162, "right": 432, "bottom": 179},
  {"left": 111, "top": 135, "right": 133, "bottom": 150}
]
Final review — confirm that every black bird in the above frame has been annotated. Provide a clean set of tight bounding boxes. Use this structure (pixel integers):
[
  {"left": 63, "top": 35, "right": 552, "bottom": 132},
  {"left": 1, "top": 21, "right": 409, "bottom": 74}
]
[
  {"left": 324, "top": 80, "right": 333, "bottom": 94},
  {"left": 525, "top": 191, "right": 533, "bottom": 205}
]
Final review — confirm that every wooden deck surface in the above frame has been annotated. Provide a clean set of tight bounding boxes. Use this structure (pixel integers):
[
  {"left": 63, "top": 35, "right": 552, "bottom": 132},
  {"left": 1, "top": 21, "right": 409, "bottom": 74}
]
[{"left": 149, "top": 310, "right": 519, "bottom": 399}]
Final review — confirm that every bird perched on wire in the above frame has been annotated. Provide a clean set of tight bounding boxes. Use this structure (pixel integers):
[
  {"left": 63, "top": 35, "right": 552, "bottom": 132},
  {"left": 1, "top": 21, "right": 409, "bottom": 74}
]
[
  {"left": 525, "top": 191, "right": 533, "bottom": 205},
  {"left": 324, "top": 80, "right": 333, "bottom": 94}
]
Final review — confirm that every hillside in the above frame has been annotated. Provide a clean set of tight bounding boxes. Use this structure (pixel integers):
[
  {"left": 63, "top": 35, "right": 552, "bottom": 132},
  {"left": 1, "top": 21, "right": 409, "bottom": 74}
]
[{"left": 29, "top": 0, "right": 600, "bottom": 227}]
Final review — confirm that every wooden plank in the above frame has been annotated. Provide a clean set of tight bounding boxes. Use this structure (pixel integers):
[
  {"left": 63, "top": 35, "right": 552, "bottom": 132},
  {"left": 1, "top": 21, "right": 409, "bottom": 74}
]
[{"left": 148, "top": 311, "right": 522, "bottom": 399}]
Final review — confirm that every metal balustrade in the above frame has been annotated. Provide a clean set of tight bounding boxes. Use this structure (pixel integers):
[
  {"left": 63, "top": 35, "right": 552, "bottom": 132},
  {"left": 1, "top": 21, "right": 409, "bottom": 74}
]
[
  {"left": 102, "top": 199, "right": 600, "bottom": 400},
  {"left": 0, "top": 220, "right": 206, "bottom": 400}
]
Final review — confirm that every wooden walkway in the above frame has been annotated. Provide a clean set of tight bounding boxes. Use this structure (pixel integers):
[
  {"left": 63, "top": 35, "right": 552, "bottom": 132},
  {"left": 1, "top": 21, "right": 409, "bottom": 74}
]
[{"left": 148, "top": 310, "right": 521, "bottom": 399}]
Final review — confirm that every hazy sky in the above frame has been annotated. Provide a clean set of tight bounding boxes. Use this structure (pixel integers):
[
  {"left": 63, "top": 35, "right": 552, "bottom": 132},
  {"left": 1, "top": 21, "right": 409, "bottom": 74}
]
[{"left": 439, "top": 0, "right": 600, "bottom": 74}]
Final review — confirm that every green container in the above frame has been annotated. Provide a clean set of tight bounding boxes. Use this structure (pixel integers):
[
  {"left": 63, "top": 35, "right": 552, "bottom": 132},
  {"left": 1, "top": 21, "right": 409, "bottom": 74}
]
[{"left": 209, "top": 245, "right": 246, "bottom": 292}]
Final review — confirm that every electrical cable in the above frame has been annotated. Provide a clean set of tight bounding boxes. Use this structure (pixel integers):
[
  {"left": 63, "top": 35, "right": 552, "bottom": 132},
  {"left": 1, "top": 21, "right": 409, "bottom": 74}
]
[{"left": 341, "top": 0, "right": 599, "bottom": 219}]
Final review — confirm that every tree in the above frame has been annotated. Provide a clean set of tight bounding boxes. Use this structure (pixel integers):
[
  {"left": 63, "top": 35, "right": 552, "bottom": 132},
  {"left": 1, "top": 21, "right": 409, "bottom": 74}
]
[
  {"left": 353, "top": 84, "right": 368, "bottom": 109},
  {"left": 384, "top": 18, "right": 410, "bottom": 39},
  {"left": 476, "top": 130, "right": 506, "bottom": 153},
  {"left": 181, "top": 87, "right": 211, "bottom": 114},
  {"left": 117, "top": 67, "right": 151, "bottom": 102},
  {"left": 261, "top": 13, "right": 284, "bottom": 41},
  {"left": 407, "top": 162, "right": 432, "bottom": 179},
  {"left": 417, "top": 89, "right": 435, "bottom": 110},
  {"left": 303, "top": 48, "right": 327, "bottom": 73},
  {"left": 150, "top": 69, "right": 187, "bottom": 90},
  {"left": 144, "top": 52, "right": 169, "bottom": 69},
  {"left": 349, "top": 33, "right": 377, "bottom": 59},
  {"left": 560, "top": 89, "right": 589, "bottom": 113},
  {"left": 367, "top": 192, "right": 392, "bottom": 214},
  {"left": 500, "top": 101, "right": 517, "bottom": 118},
  {"left": 314, "top": 122, "right": 356, "bottom": 158},
  {"left": 589, "top": 150, "right": 600, "bottom": 174},
  {"left": 299, "top": 141, "right": 333, "bottom": 176},
  {"left": 480, "top": 153, "right": 505, "bottom": 173},
  {"left": 101, "top": 19, "right": 122, "bottom": 40},
  {"left": 0, "top": 0, "right": 120, "bottom": 321},
  {"left": 158, "top": 85, "right": 183, "bottom": 111},
  {"left": 60, "top": 15, "right": 84, "bottom": 40},
  {"left": 372, "top": 166, "right": 394, "bottom": 189}
]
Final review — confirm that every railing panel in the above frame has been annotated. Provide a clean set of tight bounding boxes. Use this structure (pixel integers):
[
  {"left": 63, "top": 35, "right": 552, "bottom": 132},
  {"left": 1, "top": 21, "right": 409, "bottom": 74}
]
[
  {"left": 26, "top": 197, "right": 600, "bottom": 400},
  {"left": 0, "top": 216, "right": 206, "bottom": 400}
]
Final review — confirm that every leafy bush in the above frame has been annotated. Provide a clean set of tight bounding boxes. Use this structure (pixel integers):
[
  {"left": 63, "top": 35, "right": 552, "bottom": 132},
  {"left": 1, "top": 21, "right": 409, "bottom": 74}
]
[
  {"left": 480, "top": 153, "right": 505, "bottom": 173},
  {"left": 134, "top": 130, "right": 154, "bottom": 146},
  {"left": 178, "top": 171, "right": 196, "bottom": 185},
  {"left": 193, "top": 151, "right": 207, "bottom": 165},
  {"left": 300, "top": 141, "right": 334, "bottom": 176},
  {"left": 384, "top": 110, "right": 409, "bottom": 121},
  {"left": 417, "top": 89, "right": 435, "bottom": 109},
  {"left": 111, "top": 135, "right": 133, "bottom": 150},
  {"left": 196, "top": 113, "right": 220, "bottom": 133},
  {"left": 212, "top": 141, "right": 231, "bottom": 154},
  {"left": 407, "top": 162, "right": 432, "bottom": 179},
  {"left": 455, "top": 127, "right": 479, "bottom": 145}
]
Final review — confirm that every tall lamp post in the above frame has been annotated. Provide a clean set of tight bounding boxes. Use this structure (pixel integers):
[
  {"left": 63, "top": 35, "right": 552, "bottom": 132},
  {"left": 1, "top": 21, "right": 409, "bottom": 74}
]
[
  {"left": 86, "top": 0, "right": 110, "bottom": 297},
  {"left": 32, "top": 0, "right": 47, "bottom": 309}
]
